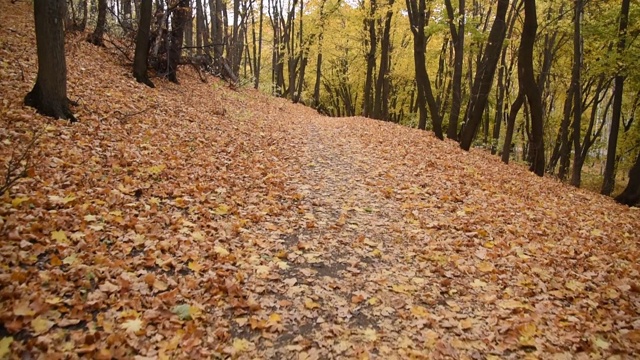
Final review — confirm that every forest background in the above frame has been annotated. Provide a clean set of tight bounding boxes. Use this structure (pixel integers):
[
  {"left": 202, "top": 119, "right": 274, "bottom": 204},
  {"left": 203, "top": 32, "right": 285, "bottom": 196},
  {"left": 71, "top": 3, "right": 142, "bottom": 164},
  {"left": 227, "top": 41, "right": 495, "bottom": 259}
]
[{"left": 63, "top": 0, "right": 639, "bottom": 199}]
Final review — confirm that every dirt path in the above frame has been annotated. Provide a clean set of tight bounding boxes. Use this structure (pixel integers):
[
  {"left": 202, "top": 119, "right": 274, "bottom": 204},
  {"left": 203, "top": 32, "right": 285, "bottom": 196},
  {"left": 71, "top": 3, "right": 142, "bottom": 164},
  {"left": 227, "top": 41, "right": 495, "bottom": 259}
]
[{"left": 221, "top": 114, "right": 640, "bottom": 359}]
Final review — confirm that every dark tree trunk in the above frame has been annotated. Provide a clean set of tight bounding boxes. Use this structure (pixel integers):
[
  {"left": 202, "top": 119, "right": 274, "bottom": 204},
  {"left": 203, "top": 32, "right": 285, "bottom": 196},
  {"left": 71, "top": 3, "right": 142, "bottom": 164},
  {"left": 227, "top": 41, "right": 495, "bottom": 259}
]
[
  {"left": 121, "top": 0, "right": 133, "bottom": 32},
  {"left": 196, "top": 0, "right": 205, "bottom": 55},
  {"left": 557, "top": 89, "right": 574, "bottom": 179},
  {"left": 520, "top": 0, "right": 545, "bottom": 176},
  {"left": 444, "top": 0, "right": 464, "bottom": 140},
  {"left": 363, "top": 0, "right": 377, "bottom": 117},
  {"left": 459, "top": 0, "right": 509, "bottom": 151},
  {"left": 167, "top": 0, "right": 190, "bottom": 83},
  {"left": 406, "top": 0, "right": 427, "bottom": 130},
  {"left": 569, "top": 0, "right": 583, "bottom": 186},
  {"left": 312, "top": 0, "right": 327, "bottom": 108},
  {"left": 615, "top": 151, "right": 640, "bottom": 206},
  {"left": 492, "top": 52, "right": 506, "bottom": 155},
  {"left": 184, "top": 2, "right": 194, "bottom": 57},
  {"left": 602, "top": 0, "right": 630, "bottom": 195},
  {"left": 133, "top": 0, "right": 154, "bottom": 87},
  {"left": 87, "top": 0, "right": 107, "bottom": 46},
  {"left": 25, "top": 0, "right": 76, "bottom": 122},
  {"left": 373, "top": 0, "right": 394, "bottom": 121},
  {"left": 501, "top": 92, "right": 524, "bottom": 164},
  {"left": 211, "top": 0, "right": 224, "bottom": 58}
]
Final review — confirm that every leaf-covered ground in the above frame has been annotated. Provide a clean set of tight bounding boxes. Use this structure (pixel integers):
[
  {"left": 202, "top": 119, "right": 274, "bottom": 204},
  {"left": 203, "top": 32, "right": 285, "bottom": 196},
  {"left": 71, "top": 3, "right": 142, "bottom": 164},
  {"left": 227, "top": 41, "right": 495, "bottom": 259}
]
[{"left": 1, "top": 1, "right": 639, "bottom": 359}]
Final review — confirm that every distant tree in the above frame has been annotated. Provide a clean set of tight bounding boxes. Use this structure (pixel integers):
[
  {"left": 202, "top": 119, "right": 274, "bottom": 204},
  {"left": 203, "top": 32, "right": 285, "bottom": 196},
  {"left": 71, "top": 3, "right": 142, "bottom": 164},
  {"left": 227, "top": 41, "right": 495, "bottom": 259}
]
[
  {"left": 602, "top": 0, "right": 631, "bottom": 195},
  {"left": 520, "top": 0, "right": 545, "bottom": 176},
  {"left": 362, "top": 0, "right": 377, "bottom": 117},
  {"left": 25, "top": 0, "right": 76, "bottom": 122},
  {"left": 87, "top": 0, "right": 107, "bottom": 46},
  {"left": 615, "top": 151, "right": 640, "bottom": 205},
  {"left": 406, "top": 0, "right": 443, "bottom": 139},
  {"left": 444, "top": 0, "right": 464, "bottom": 140},
  {"left": 459, "top": 0, "right": 509, "bottom": 151},
  {"left": 133, "top": 0, "right": 155, "bottom": 87},
  {"left": 167, "top": 0, "right": 191, "bottom": 83},
  {"left": 373, "top": 0, "right": 395, "bottom": 121}
]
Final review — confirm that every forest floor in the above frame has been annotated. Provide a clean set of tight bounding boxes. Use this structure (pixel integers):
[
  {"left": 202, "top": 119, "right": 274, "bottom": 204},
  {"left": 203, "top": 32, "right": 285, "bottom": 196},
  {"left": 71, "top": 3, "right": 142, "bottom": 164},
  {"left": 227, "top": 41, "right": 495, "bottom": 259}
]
[{"left": 1, "top": 1, "right": 640, "bottom": 359}]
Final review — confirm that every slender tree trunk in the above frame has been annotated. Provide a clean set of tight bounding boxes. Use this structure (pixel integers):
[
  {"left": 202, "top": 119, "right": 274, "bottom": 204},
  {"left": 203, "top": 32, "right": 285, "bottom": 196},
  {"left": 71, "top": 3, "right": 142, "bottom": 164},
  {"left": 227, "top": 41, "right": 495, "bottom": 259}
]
[
  {"left": 602, "top": 0, "right": 630, "bottom": 195},
  {"left": 520, "top": 0, "right": 545, "bottom": 176},
  {"left": 374, "top": 0, "right": 394, "bottom": 120},
  {"left": 167, "top": 0, "right": 191, "bottom": 83},
  {"left": 460, "top": 0, "right": 509, "bottom": 151},
  {"left": 444, "top": 0, "right": 465, "bottom": 140},
  {"left": 556, "top": 89, "right": 574, "bottom": 179},
  {"left": 501, "top": 92, "right": 524, "bottom": 163},
  {"left": 87, "top": 0, "right": 107, "bottom": 46},
  {"left": 407, "top": 0, "right": 428, "bottom": 130},
  {"left": 570, "top": 0, "right": 583, "bottom": 186},
  {"left": 25, "top": 0, "right": 76, "bottom": 122},
  {"left": 133, "top": 0, "right": 154, "bottom": 87},
  {"left": 363, "top": 0, "right": 377, "bottom": 117},
  {"left": 196, "top": 0, "right": 205, "bottom": 55},
  {"left": 492, "top": 52, "right": 506, "bottom": 155},
  {"left": 211, "top": 0, "right": 224, "bottom": 58}
]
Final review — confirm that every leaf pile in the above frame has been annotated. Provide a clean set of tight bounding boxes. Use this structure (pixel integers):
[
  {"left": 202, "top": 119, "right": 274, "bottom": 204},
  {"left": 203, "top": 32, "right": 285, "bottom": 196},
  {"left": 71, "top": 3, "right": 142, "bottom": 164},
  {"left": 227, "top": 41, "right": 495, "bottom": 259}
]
[{"left": 1, "top": 1, "right": 639, "bottom": 358}]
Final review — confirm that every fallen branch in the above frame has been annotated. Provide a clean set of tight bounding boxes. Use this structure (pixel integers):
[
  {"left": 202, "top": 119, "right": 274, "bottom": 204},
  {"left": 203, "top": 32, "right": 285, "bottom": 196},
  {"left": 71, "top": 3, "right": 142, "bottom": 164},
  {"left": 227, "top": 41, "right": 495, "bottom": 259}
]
[{"left": 1, "top": 126, "right": 46, "bottom": 195}]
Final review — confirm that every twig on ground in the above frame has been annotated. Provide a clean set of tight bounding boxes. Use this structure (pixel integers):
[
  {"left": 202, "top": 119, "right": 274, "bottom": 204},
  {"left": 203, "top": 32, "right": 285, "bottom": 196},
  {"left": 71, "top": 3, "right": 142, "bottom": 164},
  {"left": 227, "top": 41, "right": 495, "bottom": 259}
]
[{"left": 0, "top": 125, "right": 46, "bottom": 195}]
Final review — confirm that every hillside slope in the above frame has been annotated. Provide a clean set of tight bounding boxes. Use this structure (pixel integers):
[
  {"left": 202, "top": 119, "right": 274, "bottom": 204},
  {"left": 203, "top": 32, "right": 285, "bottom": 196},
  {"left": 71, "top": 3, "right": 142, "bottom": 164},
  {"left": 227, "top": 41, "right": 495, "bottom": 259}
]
[{"left": 1, "top": 1, "right": 639, "bottom": 358}]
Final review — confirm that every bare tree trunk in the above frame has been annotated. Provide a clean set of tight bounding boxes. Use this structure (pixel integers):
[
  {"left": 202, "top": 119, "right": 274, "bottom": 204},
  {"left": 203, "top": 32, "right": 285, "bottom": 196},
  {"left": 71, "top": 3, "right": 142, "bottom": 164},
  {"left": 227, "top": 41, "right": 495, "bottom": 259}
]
[
  {"left": 133, "top": 0, "right": 154, "bottom": 87},
  {"left": 602, "top": 0, "right": 630, "bottom": 195},
  {"left": 167, "top": 0, "right": 190, "bottom": 83},
  {"left": 373, "top": 0, "right": 394, "bottom": 120},
  {"left": 460, "top": 0, "right": 509, "bottom": 150},
  {"left": 520, "top": 0, "right": 545, "bottom": 176},
  {"left": 87, "top": 0, "right": 107, "bottom": 46},
  {"left": 363, "top": 0, "right": 377, "bottom": 117},
  {"left": 569, "top": 0, "right": 583, "bottom": 186},
  {"left": 444, "top": 0, "right": 464, "bottom": 140},
  {"left": 25, "top": 0, "right": 76, "bottom": 122},
  {"left": 615, "top": 150, "right": 640, "bottom": 205}
]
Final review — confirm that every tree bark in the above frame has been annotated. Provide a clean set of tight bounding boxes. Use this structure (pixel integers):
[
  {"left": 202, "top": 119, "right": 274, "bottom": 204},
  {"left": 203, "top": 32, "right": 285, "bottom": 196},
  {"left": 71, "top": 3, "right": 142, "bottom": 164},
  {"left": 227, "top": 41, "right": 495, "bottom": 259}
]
[
  {"left": 363, "top": 0, "right": 377, "bottom": 118},
  {"left": 615, "top": 150, "right": 640, "bottom": 206},
  {"left": 87, "top": 0, "right": 107, "bottom": 46},
  {"left": 444, "top": 0, "right": 464, "bottom": 140},
  {"left": 459, "top": 0, "right": 509, "bottom": 151},
  {"left": 25, "top": 0, "right": 76, "bottom": 122},
  {"left": 520, "top": 0, "right": 545, "bottom": 176},
  {"left": 569, "top": 0, "right": 583, "bottom": 186},
  {"left": 133, "top": 0, "right": 154, "bottom": 87},
  {"left": 167, "top": 0, "right": 190, "bottom": 83},
  {"left": 602, "top": 0, "right": 630, "bottom": 195},
  {"left": 373, "top": 0, "right": 394, "bottom": 121}
]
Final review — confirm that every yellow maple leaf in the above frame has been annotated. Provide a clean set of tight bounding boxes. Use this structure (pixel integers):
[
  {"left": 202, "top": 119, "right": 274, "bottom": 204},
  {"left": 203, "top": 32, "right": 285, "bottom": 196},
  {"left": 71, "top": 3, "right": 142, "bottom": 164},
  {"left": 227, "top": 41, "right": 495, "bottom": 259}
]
[
  {"left": 51, "top": 230, "right": 68, "bottom": 243},
  {"left": 0, "top": 337, "right": 12, "bottom": 358},
  {"left": 232, "top": 338, "right": 252, "bottom": 353},
  {"left": 410, "top": 306, "right": 430, "bottom": 318},
  {"left": 31, "top": 316, "right": 54, "bottom": 334},
  {"left": 121, "top": 318, "right": 143, "bottom": 333},
  {"left": 268, "top": 313, "right": 282, "bottom": 324},
  {"left": 304, "top": 298, "right": 320, "bottom": 310},
  {"left": 188, "top": 261, "right": 204, "bottom": 273},
  {"left": 11, "top": 197, "right": 29, "bottom": 207},
  {"left": 147, "top": 164, "right": 166, "bottom": 175},
  {"left": 477, "top": 262, "right": 495, "bottom": 272},
  {"left": 214, "top": 204, "right": 230, "bottom": 215},
  {"left": 214, "top": 246, "right": 230, "bottom": 256},
  {"left": 191, "top": 231, "right": 204, "bottom": 241},
  {"left": 13, "top": 302, "right": 35, "bottom": 316},
  {"left": 362, "top": 328, "right": 378, "bottom": 342}
]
